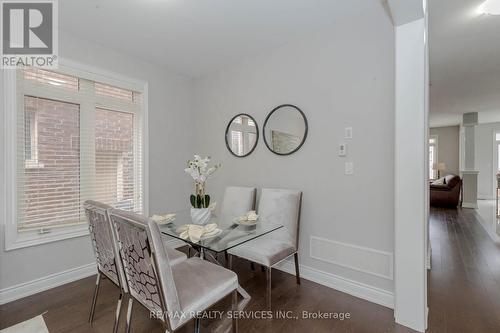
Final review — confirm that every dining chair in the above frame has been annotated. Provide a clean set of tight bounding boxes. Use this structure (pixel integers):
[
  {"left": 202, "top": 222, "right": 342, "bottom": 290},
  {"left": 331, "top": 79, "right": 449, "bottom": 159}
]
[
  {"left": 109, "top": 209, "right": 239, "bottom": 333},
  {"left": 217, "top": 186, "right": 257, "bottom": 263},
  {"left": 220, "top": 186, "right": 257, "bottom": 223},
  {"left": 84, "top": 201, "right": 187, "bottom": 332},
  {"left": 227, "top": 188, "right": 302, "bottom": 309},
  {"left": 84, "top": 200, "right": 129, "bottom": 333}
]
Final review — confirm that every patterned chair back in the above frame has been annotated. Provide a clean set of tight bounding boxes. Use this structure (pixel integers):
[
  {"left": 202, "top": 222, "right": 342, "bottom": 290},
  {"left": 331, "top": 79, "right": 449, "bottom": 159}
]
[
  {"left": 84, "top": 200, "right": 127, "bottom": 292},
  {"left": 109, "top": 209, "right": 181, "bottom": 325}
]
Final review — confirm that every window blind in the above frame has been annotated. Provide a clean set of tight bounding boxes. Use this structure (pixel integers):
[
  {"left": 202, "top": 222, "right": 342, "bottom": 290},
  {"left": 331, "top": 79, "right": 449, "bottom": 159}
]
[{"left": 17, "top": 68, "right": 144, "bottom": 232}]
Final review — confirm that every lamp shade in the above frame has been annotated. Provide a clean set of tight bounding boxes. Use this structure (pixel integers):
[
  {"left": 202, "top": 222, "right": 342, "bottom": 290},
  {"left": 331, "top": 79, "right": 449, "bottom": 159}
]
[{"left": 433, "top": 163, "right": 446, "bottom": 171}]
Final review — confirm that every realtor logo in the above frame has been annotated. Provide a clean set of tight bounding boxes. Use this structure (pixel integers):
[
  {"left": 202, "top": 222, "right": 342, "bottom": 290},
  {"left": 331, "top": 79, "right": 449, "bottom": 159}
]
[{"left": 1, "top": 0, "right": 58, "bottom": 68}]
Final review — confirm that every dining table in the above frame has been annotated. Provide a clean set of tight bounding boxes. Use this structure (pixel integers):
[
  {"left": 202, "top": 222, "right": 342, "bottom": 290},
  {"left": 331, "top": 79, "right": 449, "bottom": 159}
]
[{"left": 157, "top": 209, "right": 283, "bottom": 311}]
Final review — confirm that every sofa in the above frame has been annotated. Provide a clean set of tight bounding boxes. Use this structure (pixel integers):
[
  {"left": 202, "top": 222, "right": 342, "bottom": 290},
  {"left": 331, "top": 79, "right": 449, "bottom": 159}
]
[{"left": 430, "top": 174, "right": 462, "bottom": 208}]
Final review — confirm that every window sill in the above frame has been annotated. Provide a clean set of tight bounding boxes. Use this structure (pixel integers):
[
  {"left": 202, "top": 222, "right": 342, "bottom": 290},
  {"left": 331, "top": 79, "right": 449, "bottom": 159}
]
[{"left": 4, "top": 224, "right": 89, "bottom": 251}]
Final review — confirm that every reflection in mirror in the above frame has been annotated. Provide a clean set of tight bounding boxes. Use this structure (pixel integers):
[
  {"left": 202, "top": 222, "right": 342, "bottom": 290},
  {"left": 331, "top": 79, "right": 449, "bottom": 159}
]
[
  {"left": 263, "top": 104, "right": 308, "bottom": 155},
  {"left": 225, "top": 114, "right": 259, "bottom": 157}
]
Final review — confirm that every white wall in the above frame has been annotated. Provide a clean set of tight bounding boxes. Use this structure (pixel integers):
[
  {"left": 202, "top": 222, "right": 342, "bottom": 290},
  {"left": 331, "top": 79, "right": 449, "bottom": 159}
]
[
  {"left": 0, "top": 32, "right": 195, "bottom": 293},
  {"left": 193, "top": 5, "right": 395, "bottom": 296},
  {"left": 475, "top": 122, "right": 500, "bottom": 199},
  {"left": 429, "top": 126, "right": 460, "bottom": 176}
]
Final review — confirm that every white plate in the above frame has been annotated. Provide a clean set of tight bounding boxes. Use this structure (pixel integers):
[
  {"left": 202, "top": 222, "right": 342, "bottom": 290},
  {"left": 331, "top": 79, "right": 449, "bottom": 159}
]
[{"left": 200, "top": 228, "right": 222, "bottom": 239}]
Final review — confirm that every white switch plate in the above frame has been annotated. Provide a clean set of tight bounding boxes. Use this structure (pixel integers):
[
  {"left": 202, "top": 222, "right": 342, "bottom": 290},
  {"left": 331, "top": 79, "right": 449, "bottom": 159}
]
[
  {"left": 345, "top": 127, "right": 353, "bottom": 139},
  {"left": 338, "top": 143, "right": 347, "bottom": 157},
  {"left": 345, "top": 162, "right": 354, "bottom": 175}
]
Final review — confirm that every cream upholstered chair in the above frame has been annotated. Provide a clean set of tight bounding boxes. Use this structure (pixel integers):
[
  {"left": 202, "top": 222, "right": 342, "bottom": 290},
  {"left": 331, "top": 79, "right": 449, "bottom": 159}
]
[
  {"left": 84, "top": 201, "right": 186, "bottom": 333},
  {"left": 227, "top": 188, "right": 302, "bottom": 308},
  {"left": 220, "top": 186, "right": 256, "bottom": 223},
  {"left": 109, "top": 209, "right": 239, "bottom": 333},
  {"left": 218, "top": 186, "right": 256, "bottom": 263}
]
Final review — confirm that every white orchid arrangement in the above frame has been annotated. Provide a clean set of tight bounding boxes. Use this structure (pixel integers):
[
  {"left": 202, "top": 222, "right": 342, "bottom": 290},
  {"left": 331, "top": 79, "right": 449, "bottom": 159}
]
[
  {"left": 184, "top": 155, "right": 221, "bottom": 208},
  {"left": 184, "top": 155, "right": 221, "bottom": 184}
]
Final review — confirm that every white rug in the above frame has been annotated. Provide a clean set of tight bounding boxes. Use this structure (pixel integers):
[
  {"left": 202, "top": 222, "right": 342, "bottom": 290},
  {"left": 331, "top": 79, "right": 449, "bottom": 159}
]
[{"left": 0, "top": 315, "right": 49, "bottom": 333}]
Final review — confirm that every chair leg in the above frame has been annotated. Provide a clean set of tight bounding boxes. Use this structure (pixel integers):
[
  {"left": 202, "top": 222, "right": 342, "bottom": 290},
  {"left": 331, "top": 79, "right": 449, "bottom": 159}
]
[
  {"left": 89, "top": 272, "right": 101, "bottom": 323},
  {"left": 232, "top": 290, "right": 238, "bottom": 333},
  {"left": 125, "top": 298, "right": 134, "bottom": 333},
  {"left": 294, "top": 253, "right": 301, "bottom": 285},
  {"left": 266, "top": 266, "right": 272, "bottom": 310},
  {"left": 112, "top": 292, "right": 123, "bottom": 333},
  {"left": 225, "top": 251, "right": 229, "bottom": 267},
  {"left": 228, "top": 254, "right": 233, "bottom": 270},
  {"left": 194, "top": 318, "right": 201, "bottom": 333}
]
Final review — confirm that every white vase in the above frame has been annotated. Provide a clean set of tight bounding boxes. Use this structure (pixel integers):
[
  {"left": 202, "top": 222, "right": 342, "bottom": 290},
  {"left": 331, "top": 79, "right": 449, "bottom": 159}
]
[{"left": 190, "top": 207, "right": 212, "bottom": 225}]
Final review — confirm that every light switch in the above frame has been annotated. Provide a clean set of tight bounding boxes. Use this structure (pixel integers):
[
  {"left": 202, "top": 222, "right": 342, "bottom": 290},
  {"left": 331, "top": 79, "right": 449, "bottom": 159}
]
[
  {"left": 338, "top": 143, "right": 347, "bottom": 157},
  {"left": 345, "top": 127, "right": 353, "bottom": 139},
  {"left": 345, "top": 162, "right": 354, "bottom": 175}
]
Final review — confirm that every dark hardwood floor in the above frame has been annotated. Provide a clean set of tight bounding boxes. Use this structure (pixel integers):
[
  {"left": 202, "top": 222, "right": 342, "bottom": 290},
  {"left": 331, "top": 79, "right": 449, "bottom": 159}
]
[
  {"left": 427, "top": 207, "right": 500, "bottom": 333},
  {"left": 1, "top": 207, "right": 499, "bottom": 332}
]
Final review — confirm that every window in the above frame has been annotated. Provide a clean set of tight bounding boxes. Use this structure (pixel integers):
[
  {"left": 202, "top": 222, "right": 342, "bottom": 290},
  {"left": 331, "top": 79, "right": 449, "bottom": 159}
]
[
  {"left": 429, "top": 135, "right": 438, "bottom": 180},
  {"left": 231, "top": 130, "right": 243, "bottom": 155},
  {"left": 20, "top": 97, "right": 81, "bottom": 232},
  {"left": 24, "top": 107, "right": 42, "bottom": 168},
  {"left": 229, "top": 115, "right": 257, "bottom": 155},
  {"left": 5, "top": 65, "right": 145, "bottom": 249},
  {"left": 95, "top": 108, "right": 136, "bottom": 211}
]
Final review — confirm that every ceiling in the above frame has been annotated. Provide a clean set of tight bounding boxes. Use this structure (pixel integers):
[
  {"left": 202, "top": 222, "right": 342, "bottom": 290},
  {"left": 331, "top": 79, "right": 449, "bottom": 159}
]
[
  {"left": 60, "top": 0, "right": 376, "bottom": 78},
  {"left": 429, "top": 0, "right": 500, "bottom": 127}
]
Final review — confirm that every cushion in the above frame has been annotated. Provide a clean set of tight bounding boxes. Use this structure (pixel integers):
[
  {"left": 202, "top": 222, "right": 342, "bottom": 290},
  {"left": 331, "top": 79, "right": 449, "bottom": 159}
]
[
  {"left": 170, "top": 257, "right": 238, "bottom": 329},
  {"left": 431, "top": 178, "right": 445, "bottom": 185},
  {"left": 445, "top": 175, "right": 460, "bottom": 188},
  {"left": 165, "top": 247, "right": 187, "bottom": 266},
  {"left": 228, "top": 235, "right": 296, "bottom": 267}
]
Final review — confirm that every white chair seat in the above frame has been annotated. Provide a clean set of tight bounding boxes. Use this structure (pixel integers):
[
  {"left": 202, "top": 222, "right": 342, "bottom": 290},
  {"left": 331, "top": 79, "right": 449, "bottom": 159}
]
[
  {"left": 228, "top": 236, "right": 296, "bottom": 267},
  {"left": 170, "top": 257, "right": 238, "bottom": 329},
  {"left": 165, "top": 247, "right": 187, "bottom": 266}
]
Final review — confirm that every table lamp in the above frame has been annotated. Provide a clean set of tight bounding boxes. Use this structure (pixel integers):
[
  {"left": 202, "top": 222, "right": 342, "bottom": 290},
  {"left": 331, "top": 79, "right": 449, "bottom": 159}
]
[{"left": 433, "top": 162, "right": 446, "bottom": 179}]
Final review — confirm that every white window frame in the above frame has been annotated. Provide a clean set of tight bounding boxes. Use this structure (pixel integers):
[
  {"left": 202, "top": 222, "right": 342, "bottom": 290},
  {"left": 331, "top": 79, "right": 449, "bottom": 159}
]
[
  {"left": 429, "top": 135, "right": 438, "bottom": 180},
  {"left": 2, "top": 59, "right": 149, "bottom": 250}
]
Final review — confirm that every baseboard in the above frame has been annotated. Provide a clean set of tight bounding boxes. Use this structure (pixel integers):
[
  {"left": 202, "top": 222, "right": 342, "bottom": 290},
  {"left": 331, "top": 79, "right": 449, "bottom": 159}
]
[
  {"left": 474, "top": 211, "right": 500, "bottom": 243},
  {"left": 1, "top": 244, "right": 395, "bottom": 311},
  {"left": 477, "top": 195, "right": 494, "bottom": 200},
  {"left": 0, "top": 263, "right": 97, "bottom": 305},
  {"left": 0, "top": 239, "right": 183, "bottom": 306},
  {"left": 274, "top": 259, "right": 394, "bottom": 309},
  {"left": 462, "top": 202, "right": 478, "bottom": 209}
]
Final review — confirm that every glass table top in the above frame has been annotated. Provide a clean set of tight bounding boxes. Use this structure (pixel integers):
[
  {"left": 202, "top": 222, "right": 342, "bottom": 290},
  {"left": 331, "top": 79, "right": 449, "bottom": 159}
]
[{"left": 157, "top": 209, "right": 283, "bottom": 253}]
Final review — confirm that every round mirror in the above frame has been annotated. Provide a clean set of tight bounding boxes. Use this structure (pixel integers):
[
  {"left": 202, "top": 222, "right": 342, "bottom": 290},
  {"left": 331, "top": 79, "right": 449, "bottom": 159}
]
[
  {"left": 225, "top": 114, "right": 259, "bottom": 157},
  {"left": 263, "top": 104, "right": 308, "bottom": 155}
]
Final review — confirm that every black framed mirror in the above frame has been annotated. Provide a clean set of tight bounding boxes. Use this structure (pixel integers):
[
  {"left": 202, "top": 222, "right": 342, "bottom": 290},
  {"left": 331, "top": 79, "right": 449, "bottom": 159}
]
[
  {"left": 225, "top": 114, "right": 259, "bottom": 157},
  {"left": 263, "top": 104, "right": 308, "bottom": 155}
]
